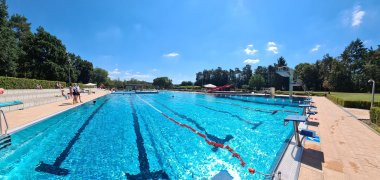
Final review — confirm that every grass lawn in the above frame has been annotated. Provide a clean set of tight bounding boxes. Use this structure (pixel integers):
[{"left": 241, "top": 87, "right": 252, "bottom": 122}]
[
  {"left": 277, "top": 90, "right": 380, "bottom": 102},
  {"left": 329, "top": 92, "right": 380, "bottom": 102}
]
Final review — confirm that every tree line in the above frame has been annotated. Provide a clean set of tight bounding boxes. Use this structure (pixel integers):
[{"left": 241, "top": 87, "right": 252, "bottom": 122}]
[
  {"left": 193, "top": 39, "right": 380, "bottom": 92},
  {"left": 0, "top": 0, "right": 110, "bottom": 86},
  {"left": 194, "top": 57, "right": 288, "bottom": 90}
]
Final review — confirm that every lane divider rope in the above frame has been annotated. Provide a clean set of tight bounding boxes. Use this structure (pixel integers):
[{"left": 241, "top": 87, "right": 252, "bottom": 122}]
[{"left": 136, "top": 95, "right": 251, "bottom": 171}]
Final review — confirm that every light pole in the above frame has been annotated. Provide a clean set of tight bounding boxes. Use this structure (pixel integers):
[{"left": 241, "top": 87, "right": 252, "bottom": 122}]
[
  {"left": 68, "top": 55, "right": 71, "bottom": 85},
  {"left": 368, "top": 79, "right": 375, "bottom": 108}
]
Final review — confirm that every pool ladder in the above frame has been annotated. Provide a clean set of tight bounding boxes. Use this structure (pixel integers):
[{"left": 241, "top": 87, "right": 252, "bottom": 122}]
[{"left": 0, "top": 109, "right": 11, "bottom": 150}]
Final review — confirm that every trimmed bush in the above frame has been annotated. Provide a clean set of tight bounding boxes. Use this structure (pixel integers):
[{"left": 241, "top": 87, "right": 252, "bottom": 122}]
[
  {"left": 370, "top": 107, "right": 380, "bottom": 126},
  {"left": 326, "top": 94, "right": 380, "bottom": 109},
  {"left": 0, "top": 76, "right": 66, "bottom": 89},
  {"left": 174, "top": 86, "right": 201, "bottom": 89},
  {"left": 275, "top": 91, "right": 327, "bottom": 96}
]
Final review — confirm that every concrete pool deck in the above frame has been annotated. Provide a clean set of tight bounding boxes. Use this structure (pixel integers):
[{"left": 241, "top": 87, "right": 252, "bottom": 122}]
[
  {"left": 298, "top": 96, "right": 380, "bottom": 179},
  {"left": 2, "top": 90, "right": 110, "bottom": 133}
]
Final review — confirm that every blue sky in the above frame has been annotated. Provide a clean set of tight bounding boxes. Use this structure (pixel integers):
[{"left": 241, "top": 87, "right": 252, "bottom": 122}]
[{"left": 7, "top": 0, "right": 380, "bottom": 83}]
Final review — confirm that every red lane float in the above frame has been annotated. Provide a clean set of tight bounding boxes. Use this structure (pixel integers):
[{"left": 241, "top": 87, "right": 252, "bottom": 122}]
[
  {"left": 249, "top": 168, "right": 255, "bottom": 174},
  {"left": 136, "top": 95, "right": 257, "bottom": 175},
  {"left": 158, "top": 109, "right": 248, "bottom": 169}
]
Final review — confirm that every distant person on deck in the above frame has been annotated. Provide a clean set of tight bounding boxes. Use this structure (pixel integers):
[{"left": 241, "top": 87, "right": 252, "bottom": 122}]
[
  {"left": 73, "top": 84, "right": 79, "bottom": 104},
  {"left": 76, "top": 84, "right": 83, "bottom": 103},
  {"left": 69, "top": 86, "right": 73, "bottom": 99},
  {"left": 60, "top": 86, "right": 68, "bottom": 99}
]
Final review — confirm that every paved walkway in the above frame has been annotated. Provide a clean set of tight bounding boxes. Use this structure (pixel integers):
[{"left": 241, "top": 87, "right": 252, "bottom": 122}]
[
  {"left": 2, "top": 90, "right": 110, "bottom": 133},
  {"left": 343, "top": 108, "right": 370, "bottom": 120},
  {"left": 299, "top": 97, "right": 380, "bottom": 180}
]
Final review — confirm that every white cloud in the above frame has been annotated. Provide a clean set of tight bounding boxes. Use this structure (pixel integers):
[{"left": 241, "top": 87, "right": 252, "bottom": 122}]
[
  {"left": 352, "top": 5, "right": 365, "bottom": 27},
  {"left": 163, "top": 52, "right": 179, "bottom": 57},
  {"left": 267, "top": 42, "right": 279, "bottom": 54},
  {"left": 243, "top": 59, "right": 260, "bottom": 65},
  {"left": 108, "top": 69, "right": 152, "bottom": 81},
  {"left": 125, "top": 71, "right": 151, "bottom": 80},
  {"left": 310, "top": 44, "right": 321, "bottom": 52},
  {"left": 109, "top": 68, "right": 121, "bottom": 75},
  {"left": 244, "top": 44, "right": 258, "bottom": 55}
]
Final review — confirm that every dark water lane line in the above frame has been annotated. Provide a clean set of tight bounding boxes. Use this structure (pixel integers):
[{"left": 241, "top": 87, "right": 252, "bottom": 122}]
[
  {"left": 214, "top": 95, "right": 300, "bottom": 113},
  {"left": 126, "top": 97, "right": 169, "bottom": 179},
  {"left": 148, "top": 98, "right": 234, "bottom": 149},
  {"left": 196, "top": 104, "right": 263, "bottom": 130},
  {"left": 35, "top": 98, "right": 109, "bottom": 176},
  {"left": 139, "top": 107, "right": 190, "bottom": 179}
]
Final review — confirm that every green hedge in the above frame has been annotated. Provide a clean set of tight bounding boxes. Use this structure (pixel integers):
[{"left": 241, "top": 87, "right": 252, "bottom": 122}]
[
  {"left": 0, "top": 76, "right": 66, "bottom": 89},
  {"left": 174, "top": 86, "right": 201, "bottom": 89},
  {"left": 326, "top": 94, "right": 380, "bottom": 109},
  {"left": 276, "top": 91, "right": 327, "bottom": 96},
  {"left": 370, "top": 107, "right": 380, "bottom": 126}
]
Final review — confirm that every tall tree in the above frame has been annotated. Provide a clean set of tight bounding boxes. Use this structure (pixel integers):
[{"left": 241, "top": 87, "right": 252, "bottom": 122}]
[
  {"left": 9, "top": 14, "right": 33, "bottom": 78},
  {"left": 273, "top": 56, "right": 288, "bottom": 90},
  {"left": 254, "top": 66, "right": 268, "bottom": 86},
  {"left": 341, "top": 39, "right": 368, "bottom": 91},
  {"left": 180, "top": 81, "right": 193, "bottom": 86},
  {"left": 0, "top": 0, "right": 18, "bottom": 76},
  {"left": 76, "top": 59, "right": 93, "bottom": 83},
  {"left": 92, "top": 68, "right": 109, "bottom": 85},
  {"left": 316, "top": 54, "right": 334, "bottom": 90},
  {"left": 294, "top": 63, "right": 319, "bottom": 90},
  {"left": 153, "top": 77, "right": 172, "bottom": 89},
  {"left": 241, "top": 65, "right": 252, "bottom": 86},
  {"left": 249, "top": 74, "right": 265, "bottom": 90},
  {"left": 26, "top": 27, "right": 67, "bottom": 81}
]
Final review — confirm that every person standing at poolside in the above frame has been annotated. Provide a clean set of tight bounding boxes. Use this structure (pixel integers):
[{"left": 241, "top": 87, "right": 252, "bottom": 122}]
[
  {"left": 72, "top": 84, "right": 79, "bottom": 104},
  {"left": 76, "top": 84, "right": 83, "bottom": 103},
  {"left": 69, "top": 86, "right": 73, "bottom": 99}
]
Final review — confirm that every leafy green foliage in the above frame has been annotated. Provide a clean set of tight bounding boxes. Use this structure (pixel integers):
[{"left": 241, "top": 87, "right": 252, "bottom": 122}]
[
  {"left": 370, "top": 107, "right": 380, "bottom": 126},
  {"left": 295, "top": 63, "right": 319, "bottom": 90},
  {"left": 180, "top": 81, "right": 193, "bottom": 86},
  {"left": 0, "top": 76, "right": 66, "bottom": 89},
  {"left": 153, "top": 77, "right": 173, "bottom": 89},
  {"left": 175, "top": 86, "right": 201, "bottom": 89},
  {"left": 249, "top": 74, "right": 265, "bottom": 90},
  {"left": 92, "top": 68, "right": 109, "bottom": 85}
]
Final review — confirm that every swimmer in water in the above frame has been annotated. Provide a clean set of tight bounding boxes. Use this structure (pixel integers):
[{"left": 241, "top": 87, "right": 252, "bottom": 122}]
[{"left": 93, "top": 100, "right": 96, "bottom": 104}]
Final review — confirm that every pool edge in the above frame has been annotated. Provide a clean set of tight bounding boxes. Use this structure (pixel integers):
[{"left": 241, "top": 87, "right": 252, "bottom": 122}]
[{"left": 7, "top": 94, "right": 109, "bottom": 135}]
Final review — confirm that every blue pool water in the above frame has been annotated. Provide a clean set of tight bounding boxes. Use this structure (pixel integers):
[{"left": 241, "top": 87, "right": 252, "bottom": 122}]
[{"left": 0, "top": 92, "right": 304, "bottom": 179}]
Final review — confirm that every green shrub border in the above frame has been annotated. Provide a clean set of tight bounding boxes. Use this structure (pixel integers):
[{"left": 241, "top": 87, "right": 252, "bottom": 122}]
[
  {"left": 174, "top": 86, "right": 201, "bottom": 89},
  {"left": 0, "top": 76, "right": 67, "bottom": 89},
  {"left": 326, "top": 94, "right": 380, "bottom": 110},
  {"left": 370, "top": 107, "right": 380, "bottom": 126},
  {"left": 275, "top": 91, "right": 327, "bottom": 96}
]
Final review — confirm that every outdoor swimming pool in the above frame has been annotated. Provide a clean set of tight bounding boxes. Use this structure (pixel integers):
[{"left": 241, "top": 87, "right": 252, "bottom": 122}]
[{"left": 0, "top": 92, "right": 304, "bottom": 179}]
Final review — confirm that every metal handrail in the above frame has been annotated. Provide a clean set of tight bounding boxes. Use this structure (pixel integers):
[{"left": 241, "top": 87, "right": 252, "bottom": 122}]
[{"left": 0, "top": 110, "right": 9, "bottom": 135}]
